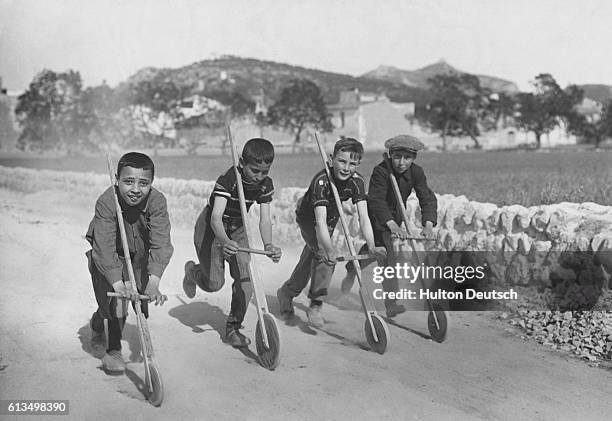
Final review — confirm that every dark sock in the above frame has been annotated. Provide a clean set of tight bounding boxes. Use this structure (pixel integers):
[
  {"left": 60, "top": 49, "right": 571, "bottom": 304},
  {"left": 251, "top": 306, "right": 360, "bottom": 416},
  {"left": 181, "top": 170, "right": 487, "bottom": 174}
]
[
  {"left": 90, "top": 309, "right": 104, "bottom": 333},
  {"left": 106, "top": 317, "right": 125, "bottom": 352},
  {"left": 310, "top": 299, "right": 323, "bottom": 307},
  {"left": 226, "top": 320, "right": 238, "bottom": 335}
]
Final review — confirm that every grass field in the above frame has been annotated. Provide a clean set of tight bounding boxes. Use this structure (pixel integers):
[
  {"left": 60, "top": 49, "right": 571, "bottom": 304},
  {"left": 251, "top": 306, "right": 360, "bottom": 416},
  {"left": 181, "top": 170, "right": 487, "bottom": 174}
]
[{"left": 1, "top": 149, "right": 611, "bottom": 207}]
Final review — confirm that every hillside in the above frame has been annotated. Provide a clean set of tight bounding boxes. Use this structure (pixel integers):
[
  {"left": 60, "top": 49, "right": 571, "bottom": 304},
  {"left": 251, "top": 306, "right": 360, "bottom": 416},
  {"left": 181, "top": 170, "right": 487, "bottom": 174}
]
[
  {"left": 125, "top": 55, "right": 433, "bottom": 106},
  {"left": 579, "top": 84, "right": 612, "bottom": 104},
  {"left": 362, "top": 60, "right": 519, "bottom": 94}
]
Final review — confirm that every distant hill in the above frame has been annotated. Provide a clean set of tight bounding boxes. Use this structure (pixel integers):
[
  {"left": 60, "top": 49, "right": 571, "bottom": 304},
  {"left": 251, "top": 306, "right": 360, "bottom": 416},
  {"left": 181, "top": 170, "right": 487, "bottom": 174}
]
[
  {"left": 578, "top": 84, "right": 612, "bottom": 104},
  {"left": 125, "top": 55, "right": 433, "bottom": 106},
  {"left": 362, "top": 60, "right": 519, "bottom": 94}
]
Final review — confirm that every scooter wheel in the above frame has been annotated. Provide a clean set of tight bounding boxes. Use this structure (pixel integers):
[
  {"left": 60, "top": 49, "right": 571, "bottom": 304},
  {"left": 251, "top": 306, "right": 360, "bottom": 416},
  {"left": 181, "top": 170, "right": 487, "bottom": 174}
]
[
  {"left": 255, "top": 313, "right": 281, "bottom": 370},
  {"left": 428, "top": 304, "right": 449, "bottom": 343},
  {"left": 147, "top": 363, "right": 164, "bottom": 407},
  {"left": 364, "top": 313, "right": 390, "bottom": 354}
]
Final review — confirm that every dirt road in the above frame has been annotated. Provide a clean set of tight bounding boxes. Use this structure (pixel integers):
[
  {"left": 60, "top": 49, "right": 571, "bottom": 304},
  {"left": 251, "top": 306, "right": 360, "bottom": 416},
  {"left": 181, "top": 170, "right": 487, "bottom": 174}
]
[{"left": 1, "top": 188, "right": 611, "bottom": 421}]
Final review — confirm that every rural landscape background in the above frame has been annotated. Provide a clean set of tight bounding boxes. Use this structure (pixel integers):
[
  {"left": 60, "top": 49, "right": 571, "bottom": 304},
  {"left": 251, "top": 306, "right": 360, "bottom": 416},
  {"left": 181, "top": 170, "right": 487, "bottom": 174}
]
[
  {"left": 1, "top": 1, "right": 612, "bottom": 420},
  {"left": 1, "top": 148, "right": 611, "bottom": 207}
]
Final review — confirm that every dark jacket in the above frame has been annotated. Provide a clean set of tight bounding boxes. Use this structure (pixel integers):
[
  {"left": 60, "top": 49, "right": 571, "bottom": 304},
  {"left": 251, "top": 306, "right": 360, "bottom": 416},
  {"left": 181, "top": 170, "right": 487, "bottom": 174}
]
[
  {"left": 86, "top": 186, "right": 173, "bottom": 287},
  {"left": 368, "top": 160, "right": 437, "bottom": 233}
]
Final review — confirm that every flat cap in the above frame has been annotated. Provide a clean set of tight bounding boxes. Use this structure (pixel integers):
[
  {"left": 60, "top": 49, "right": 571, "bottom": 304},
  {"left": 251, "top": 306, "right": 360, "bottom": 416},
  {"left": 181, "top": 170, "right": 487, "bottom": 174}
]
[{"left": 384, "top": 134, "right": 424, "bottom": 153}]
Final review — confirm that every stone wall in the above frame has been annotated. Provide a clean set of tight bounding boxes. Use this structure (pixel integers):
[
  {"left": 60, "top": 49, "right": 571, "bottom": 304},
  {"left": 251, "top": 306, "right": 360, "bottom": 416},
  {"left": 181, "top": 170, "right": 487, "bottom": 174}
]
[{"left": 2, "top": 165, "right": 611, "bottom": 306}]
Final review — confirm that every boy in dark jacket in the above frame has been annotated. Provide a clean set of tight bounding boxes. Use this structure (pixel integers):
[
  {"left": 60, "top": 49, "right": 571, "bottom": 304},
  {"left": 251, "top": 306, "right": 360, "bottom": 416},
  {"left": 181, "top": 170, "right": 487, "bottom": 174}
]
[
  {"left": 87, "top": 152, "right": 173, "bottom": 373},
  {"left": 341, "top": 134, "right": 437, "bottom": 317}
]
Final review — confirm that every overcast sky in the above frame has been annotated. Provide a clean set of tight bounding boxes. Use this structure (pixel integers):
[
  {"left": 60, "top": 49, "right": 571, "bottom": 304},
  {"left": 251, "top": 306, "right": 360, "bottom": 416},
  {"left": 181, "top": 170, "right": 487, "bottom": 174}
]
[{"left": 1, "top": 0, "right": 611, "bottom": 93}]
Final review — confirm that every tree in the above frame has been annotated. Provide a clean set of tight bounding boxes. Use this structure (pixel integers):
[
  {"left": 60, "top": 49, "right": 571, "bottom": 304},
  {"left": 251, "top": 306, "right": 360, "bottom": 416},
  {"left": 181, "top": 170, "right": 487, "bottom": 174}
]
[
  {"left": 567, "top": 99, "right": 612, "bottom": 148},
  {"left": 129, "top": 77, "right": 186, "bottom": 149},
  {"left": 205, "top": 89, "right": 255, "bottom": 117},
  {"left": 487, "top": 92, "right": 517, "bottom": 129},
  {"left": 15, "top": 69, "right": 95, "bottom": 152},
  {"left": 81, "top": 82, "right": 136, "bottom": 149},
  {"left": 419, "top": 73, "right": 492, "bottom": 150},
  {"left": 266, "top": 79, "right": 332, "bottom": 152},
  {"left": 515, "top": 74, "right": 583, "bottom": 148}
]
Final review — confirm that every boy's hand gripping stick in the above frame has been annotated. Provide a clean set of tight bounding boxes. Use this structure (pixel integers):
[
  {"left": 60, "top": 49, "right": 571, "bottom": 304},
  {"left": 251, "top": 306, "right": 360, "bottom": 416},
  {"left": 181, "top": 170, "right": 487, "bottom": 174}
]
[
  {"left": 226, "top": 126, "right": 281, "bottom": 370},
  {"left": 383, "top": 153, "right": 449, "bottom": 343},
  {"left": 105, "top": 155, "right": 164, "bottom": 405},
  {"left": 314, "top": 133, "right": 389, "bottom": 354}
]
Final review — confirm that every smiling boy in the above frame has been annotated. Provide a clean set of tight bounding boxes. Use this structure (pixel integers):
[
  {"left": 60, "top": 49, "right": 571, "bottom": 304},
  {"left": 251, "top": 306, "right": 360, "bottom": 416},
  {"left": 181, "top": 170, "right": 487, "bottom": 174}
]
[
  {"left": 276, "top": 137, "right": 385, "bottom": 328},
  {"left": 86, "top": 152, "right": 173, "bottom": 373},
  {"left": 183, "top": 138, "right": 282, "bottom": 348}
]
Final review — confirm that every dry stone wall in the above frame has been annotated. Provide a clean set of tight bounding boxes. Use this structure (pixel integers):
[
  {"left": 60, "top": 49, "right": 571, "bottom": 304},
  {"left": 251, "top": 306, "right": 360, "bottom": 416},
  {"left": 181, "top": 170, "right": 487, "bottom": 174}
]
[{"left": 2, "top": 166, "right": 611, "bottom": 301}]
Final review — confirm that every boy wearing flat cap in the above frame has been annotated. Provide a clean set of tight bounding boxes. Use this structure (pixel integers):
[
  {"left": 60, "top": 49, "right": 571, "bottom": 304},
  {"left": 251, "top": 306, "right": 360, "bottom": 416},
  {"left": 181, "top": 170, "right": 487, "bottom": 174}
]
[{"left": 341, "top": 134, "right": 437, "bottom": 317}]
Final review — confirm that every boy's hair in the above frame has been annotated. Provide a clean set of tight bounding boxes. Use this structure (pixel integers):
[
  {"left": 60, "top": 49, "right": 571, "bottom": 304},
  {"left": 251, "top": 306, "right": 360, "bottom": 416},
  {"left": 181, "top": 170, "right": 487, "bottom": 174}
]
[
  {"left": 333, "top": 136, "right": 364, "bottom": 160},
  {"left": 117, "top": 152, "right": 155, "bottom": 179},
  {"left": 241, "top": 138, "right": 275, "bottom": 165}
]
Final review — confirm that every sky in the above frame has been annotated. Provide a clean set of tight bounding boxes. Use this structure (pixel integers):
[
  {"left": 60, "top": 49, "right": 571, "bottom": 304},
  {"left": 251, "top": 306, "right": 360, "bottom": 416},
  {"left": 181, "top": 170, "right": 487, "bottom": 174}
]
[{"left": 1, "top": 0, "right": 611, "bottom": 93}]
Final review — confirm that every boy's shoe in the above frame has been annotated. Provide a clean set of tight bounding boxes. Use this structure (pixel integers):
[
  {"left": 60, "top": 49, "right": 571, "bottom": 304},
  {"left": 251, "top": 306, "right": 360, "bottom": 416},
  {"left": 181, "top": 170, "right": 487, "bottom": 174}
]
[
  {"left": 182, "top": 261, "right": 197, "bottom": 298},
  {"left": 307, "top": 304, "right": 325, "bottom": 328},
  {"left": 277, "top": 287, "right": 295, "bottom": 320},
  {"left": 102, "top": 350, "right": 126, "bottom": 373},
  {"left": 340, "top": 271, "right": 356, "bottom": 294},
  {"left": 225, "top": 329, "right": 251, "bottom": 348},
  {"left": 385, "top": 302, "right": 406, "bottom": 318}
]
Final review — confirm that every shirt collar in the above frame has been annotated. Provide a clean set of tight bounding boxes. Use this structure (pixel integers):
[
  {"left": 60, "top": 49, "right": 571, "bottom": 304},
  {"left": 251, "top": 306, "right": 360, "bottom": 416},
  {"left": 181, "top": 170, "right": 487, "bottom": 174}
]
[{"left": 398, "top": 168, "right": 411, "bottom": 181}]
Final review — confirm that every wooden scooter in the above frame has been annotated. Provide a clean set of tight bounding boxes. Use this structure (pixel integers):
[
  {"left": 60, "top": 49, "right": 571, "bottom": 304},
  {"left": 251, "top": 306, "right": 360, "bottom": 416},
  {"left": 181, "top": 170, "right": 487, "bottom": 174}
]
[
  {"left": 227, "top": 127, "right": 281, "bottom": 370},
  {"left": 314, "top": 133, "right": 390, "bottom": 354},
  {"left": 383, "top": 153, "right": 449, "bottom": 343},
  {"left": 105, "top": 155, "right": 164, "bottom": 406}
]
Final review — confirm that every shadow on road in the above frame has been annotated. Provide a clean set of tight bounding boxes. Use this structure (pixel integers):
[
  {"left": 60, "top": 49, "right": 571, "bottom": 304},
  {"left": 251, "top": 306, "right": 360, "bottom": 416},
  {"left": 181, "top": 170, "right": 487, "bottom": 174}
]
[
  {"left": 124, "top": 369, "right": 148, "bottom": 400},
  {"left": 168, "top": 298, "right": 227, "bottom": 335},
  {"left": 265, "top": 293, "right": 317, "bottom": 335},
  {"left": 76, "top": 320, "right": 149, "bottom": 399},
  {"left": 77, "top": 323, "right": 106, "bottom": 360},
  {"left": 324, "top": 287, "right": 365, "bottom": 312},
  {"left": 77, "top": 321, "right": 144, "bottom": 363},
  {"left": 383, "top": 317, "right": 432, "bottom": 341},
  {"left": 168, "top": 297, "right": 260, "bottom": 364}
]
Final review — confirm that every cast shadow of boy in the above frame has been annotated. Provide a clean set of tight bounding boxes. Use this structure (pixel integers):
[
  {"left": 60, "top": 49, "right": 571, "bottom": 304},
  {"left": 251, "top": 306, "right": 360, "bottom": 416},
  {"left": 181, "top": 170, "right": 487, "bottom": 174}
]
[
  {"left": 76, "top": 320, "right": 147, "bottom": 399},
  {"left": 78, "top": 321, "right": 143, "bottom": 362},
  {"left": 266, "top": 293, "right": 316, "bottom": 334},
  {"left": 268, "top": 293, "right": 370, "bottom": 351},
  {"left": 168, "top": 298, "right": 258, "bottom": 362}
]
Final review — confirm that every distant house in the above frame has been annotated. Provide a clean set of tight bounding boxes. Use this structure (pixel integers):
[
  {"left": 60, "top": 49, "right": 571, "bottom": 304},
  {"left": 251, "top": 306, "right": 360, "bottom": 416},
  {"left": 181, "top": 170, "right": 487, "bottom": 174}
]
[
  {"left": 575, "top": 97, "right": 604, "bottom": 122},
  {"left": 327, "top": 89, "right": 415, "bottom": 148},
  {"left": 178, "top": 94, "right": 225, "bottom": 119},
  {"left": 130, "top": 105, "right": 177, "bottom": 143},
  {"left": 174, "top": 95, "right": 229, "bottom": 149}
]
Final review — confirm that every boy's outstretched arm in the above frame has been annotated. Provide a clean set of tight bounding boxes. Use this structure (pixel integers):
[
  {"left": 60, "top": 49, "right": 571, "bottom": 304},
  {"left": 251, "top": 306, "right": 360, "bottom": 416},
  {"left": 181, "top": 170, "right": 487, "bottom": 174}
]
[
  {"left": 356, "top": 201, "right": 386, "bottom": 262},
  {"left": 259, "top": 203, "right": 281, "bottom": 263},
  {"left": 314, "top": 206, "right": 336, "bottom": 265},
  {"left": 210, "top": 197, "right": 239, "bottom": 258}
]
